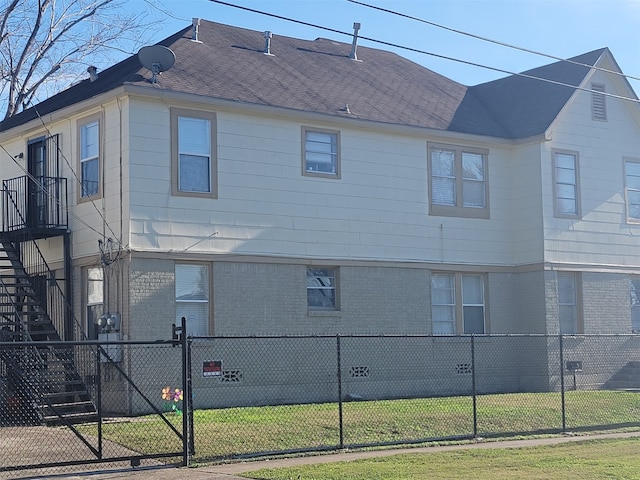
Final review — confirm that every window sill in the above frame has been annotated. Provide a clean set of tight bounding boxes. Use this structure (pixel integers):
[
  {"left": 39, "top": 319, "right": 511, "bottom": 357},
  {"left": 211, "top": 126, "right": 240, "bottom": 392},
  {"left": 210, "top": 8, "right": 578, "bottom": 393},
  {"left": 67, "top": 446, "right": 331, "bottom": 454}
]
[
  {"left": 430, "top": 204, "right": 489, "bottom": 219},
  {"left": 308, "top": 310, "right": 342, "bottom": 318}
]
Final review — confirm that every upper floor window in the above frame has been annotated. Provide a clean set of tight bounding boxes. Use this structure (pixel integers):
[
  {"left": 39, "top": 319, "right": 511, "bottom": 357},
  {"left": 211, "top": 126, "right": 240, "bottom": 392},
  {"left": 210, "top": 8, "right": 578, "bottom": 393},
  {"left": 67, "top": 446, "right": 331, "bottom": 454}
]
[
  {"left": 77, "top": 113, "right": 102, "bottom": 200},
  {"left": 591, "top": 83, "right": 607, "bottom": 121},
  {"left": 307, "top": 267, "right": 339, "bottom": 311},
  {"left": 171, "top": 108, "right": 217, "bottom": 198},
  {"left": 624, "top": 159, "right": 640, "bottom": 222},
  {"left": 302, "top": 127, "right": 340, "bottom": 178},
  {"left": 428, "top": 143, "right": 489, "bottom": 219},
  {"left": 431, "top": 272, "right": 485, "bottom": 335},
  {"left": 553, "top": 150, "right": 580, "bottom": 217},
  {"left": 558, "top": 272, "right": 581, "bottom": 334}
]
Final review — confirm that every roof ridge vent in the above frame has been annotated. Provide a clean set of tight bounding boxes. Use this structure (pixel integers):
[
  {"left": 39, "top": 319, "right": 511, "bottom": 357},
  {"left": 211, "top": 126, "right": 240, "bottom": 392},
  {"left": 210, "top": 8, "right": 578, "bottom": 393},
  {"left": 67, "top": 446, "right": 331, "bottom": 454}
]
[
  {"left": 192, "top": 18, "right": 202, "bottom": 43},
  {"left": 349, "top": 22, "right": 362, "bottom": 61},
  {"left": 264, "top": 31, "right": 274, "bottom": 56}
]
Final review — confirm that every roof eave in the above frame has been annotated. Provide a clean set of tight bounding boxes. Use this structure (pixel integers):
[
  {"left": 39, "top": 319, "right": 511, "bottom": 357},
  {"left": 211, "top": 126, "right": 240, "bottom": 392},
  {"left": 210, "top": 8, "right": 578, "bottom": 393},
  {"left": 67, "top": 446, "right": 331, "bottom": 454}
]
[
  {"left": 122, "top": 83, "right": 519, "bottom": 146},
  {"left": 0, "top": 85, "right": 128, "bottom": 141}
]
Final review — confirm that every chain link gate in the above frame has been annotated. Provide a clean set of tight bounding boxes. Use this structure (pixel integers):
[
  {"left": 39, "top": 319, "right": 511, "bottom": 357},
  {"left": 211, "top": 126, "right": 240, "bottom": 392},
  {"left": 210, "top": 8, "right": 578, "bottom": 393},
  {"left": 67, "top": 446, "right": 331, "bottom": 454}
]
[{"left": 0, "top": 317, "right": 193, "bottom": 477}]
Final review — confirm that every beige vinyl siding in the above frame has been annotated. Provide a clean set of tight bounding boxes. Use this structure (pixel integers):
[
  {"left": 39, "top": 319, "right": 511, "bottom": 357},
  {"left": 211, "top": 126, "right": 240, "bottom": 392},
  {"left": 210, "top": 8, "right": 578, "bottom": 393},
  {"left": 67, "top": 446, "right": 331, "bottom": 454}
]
[
  {"left": 542, "top": 70, "right": 640, "bottom": 268},
  {"left": 127, "top": 98, "right": 518, "bottom": 268}
]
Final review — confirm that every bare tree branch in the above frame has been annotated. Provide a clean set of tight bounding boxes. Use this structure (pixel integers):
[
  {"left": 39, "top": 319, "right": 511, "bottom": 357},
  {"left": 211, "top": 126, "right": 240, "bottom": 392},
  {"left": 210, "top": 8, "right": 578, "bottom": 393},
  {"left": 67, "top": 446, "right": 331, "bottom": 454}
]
[{"left": 0, "top": 0, "right": 162, "bottom": 119}]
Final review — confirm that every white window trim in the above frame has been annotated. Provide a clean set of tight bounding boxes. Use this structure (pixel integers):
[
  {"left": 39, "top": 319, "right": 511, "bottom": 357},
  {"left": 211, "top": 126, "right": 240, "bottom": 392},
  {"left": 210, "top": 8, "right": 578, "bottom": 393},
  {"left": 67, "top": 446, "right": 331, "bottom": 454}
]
[
  {"left": 86, "top": 266, "right": 104, "bottom": 340},
  {"left": 302, "top": 127, "right": 341, "bottom": 179},
  {"left": 428, "top": 142, "right": 489, "bottom": 219},
  {"left": 175, "top": 263, "right": 211, "bottom": 336},
  {"left": 77, "top": 112, "right": 103, "bottom": 202},
  {"left": 552, "top": 149, "right": 581, "bottom": 218},
  {"left": 171, "top": 107, "right": 217, "bottom": 198}
]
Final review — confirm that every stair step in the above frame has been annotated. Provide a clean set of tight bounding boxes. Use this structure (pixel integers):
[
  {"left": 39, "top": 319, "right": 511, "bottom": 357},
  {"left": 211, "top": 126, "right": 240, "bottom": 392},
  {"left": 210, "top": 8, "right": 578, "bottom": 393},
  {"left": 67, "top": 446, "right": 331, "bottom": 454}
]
[
  {"left": 43, "top": 412, "right": 98, "bottom": 425},
  {"left": 45, "top": 401, "right": 96, "bottom": 411},
  {"left": 42, "top": 391, "right": 91, "bottom": 400}
]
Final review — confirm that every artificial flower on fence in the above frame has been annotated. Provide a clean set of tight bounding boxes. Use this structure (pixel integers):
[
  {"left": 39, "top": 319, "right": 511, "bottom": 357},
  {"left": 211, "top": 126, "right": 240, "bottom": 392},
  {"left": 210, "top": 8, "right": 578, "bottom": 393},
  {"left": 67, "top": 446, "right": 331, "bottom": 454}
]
[{"left": 161, "top": 386, "right": 183, "bottom": 415}]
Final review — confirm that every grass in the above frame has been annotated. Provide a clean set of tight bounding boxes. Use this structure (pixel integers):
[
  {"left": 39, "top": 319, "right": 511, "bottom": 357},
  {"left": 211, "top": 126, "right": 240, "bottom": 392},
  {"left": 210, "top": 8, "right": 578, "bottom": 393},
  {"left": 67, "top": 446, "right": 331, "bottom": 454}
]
[
  {"left": 245, "top": 437, "right": 640, "bottom": 479},
  {"left": 85, "top": 390, "right": 640, "bottom": 462}
]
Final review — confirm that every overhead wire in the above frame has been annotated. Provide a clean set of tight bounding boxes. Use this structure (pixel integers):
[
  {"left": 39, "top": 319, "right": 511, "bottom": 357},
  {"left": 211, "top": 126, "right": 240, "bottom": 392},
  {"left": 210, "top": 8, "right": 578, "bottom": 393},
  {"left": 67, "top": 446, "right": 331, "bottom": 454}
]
[
  {"left": 0, "top": 141, "right": 114, "bottom": 242},
  {"left": 208, "top": 0, "right": 640, "bottom": 104},
  {"left": 347, "top": 0, "right": 640, "bottom": 85},
  {"left": 0, "top": 100, "right": 125, "bottom": 251},
  {"left": 28, "top": 102, "right": 124, "bottom": 247},
  {"left": 1, "top": 0, "right": 637, "bottom": 242}
]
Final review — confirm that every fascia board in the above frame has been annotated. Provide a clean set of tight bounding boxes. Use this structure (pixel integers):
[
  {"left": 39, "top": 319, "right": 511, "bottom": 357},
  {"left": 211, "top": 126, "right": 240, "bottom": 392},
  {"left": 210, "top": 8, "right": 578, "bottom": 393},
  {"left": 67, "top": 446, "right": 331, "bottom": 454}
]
[
  {"left": 0, "top": 86, "right": 127, "bottom": 142},
  {"left": 122, "top": 84, "right": 519, "bottom": 148}
]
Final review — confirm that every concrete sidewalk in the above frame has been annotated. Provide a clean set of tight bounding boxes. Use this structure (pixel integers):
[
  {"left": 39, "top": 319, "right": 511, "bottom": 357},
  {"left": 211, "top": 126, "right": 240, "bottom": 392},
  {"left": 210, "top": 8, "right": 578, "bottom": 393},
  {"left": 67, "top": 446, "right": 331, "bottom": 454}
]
[{"left": 16, "top": 430, "right": 640, "bottom": 480}]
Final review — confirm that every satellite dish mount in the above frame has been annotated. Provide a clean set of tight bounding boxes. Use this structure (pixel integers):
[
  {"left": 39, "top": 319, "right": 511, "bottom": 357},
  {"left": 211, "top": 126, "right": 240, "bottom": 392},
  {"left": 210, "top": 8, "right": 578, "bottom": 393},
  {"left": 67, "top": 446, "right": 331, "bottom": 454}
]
[{"left": 137, "top": 45, "right": 176, "bottom": 83}]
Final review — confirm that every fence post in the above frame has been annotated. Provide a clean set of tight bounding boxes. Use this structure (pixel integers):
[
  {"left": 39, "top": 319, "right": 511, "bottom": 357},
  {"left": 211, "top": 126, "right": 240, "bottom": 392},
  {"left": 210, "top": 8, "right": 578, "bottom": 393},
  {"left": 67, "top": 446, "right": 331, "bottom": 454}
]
[
  {"left": 96, "top": 344, "right": 103, "bottom": 459},
  {"left": 179, "top": 316, "right": 189, "bottom": 467},
  {"left": 336, "top": 334, "right": 344, "bottom": 449},
  {"left": 187, "top": 337, "right": 195, "bottom": 456},
  {"left": 559, "top": 333, "right": 566, "bottom": 432},
  {"left": 471, "top": 334, "right": 477, "bottom": 438}
]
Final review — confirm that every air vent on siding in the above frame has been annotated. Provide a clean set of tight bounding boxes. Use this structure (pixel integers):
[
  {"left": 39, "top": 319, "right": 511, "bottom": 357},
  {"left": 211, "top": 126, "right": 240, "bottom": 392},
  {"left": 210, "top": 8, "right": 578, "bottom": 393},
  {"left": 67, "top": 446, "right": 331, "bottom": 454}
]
[{"left": 591, "top": 83, "right": 607, "bottom": 121}]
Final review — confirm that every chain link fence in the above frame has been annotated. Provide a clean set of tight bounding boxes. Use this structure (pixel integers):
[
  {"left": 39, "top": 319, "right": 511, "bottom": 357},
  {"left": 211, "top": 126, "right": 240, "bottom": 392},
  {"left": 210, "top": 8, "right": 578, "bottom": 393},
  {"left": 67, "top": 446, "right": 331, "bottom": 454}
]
[
  {"left": 188, "top": 334, "right": 640, "bottom": 463},
  {"left": 0, "top": 339, "right": 187, "bottom": 478},
  {"left": 2, "top": 333, "right": 640, "bottom": 476}
]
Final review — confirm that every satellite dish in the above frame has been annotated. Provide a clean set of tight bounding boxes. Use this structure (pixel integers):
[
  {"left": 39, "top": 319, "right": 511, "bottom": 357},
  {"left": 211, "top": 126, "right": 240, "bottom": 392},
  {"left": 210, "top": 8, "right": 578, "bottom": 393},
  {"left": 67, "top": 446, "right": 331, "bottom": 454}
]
[{"left": 137, "top": 45, "right": 176, "bottom": 83}]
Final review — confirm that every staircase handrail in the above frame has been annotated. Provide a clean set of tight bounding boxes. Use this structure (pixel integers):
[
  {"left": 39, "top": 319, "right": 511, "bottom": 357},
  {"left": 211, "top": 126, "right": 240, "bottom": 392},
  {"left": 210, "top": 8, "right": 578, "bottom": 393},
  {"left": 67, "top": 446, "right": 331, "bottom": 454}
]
[{"left": 1, "top": 186, "right": 87, "bottom": 341}]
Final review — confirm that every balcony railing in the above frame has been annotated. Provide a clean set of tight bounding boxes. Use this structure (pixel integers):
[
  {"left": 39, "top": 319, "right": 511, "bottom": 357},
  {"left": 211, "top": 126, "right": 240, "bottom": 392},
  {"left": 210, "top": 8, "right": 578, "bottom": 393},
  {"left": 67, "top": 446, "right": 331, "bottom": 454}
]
[{"left": 1, "top": 176, "right": 68, "bottom": 236}]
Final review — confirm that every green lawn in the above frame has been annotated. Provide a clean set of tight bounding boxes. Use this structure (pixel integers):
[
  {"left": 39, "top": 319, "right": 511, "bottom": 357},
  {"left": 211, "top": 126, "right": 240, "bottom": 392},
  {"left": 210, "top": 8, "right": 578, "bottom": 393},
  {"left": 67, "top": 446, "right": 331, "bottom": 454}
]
[
  {"left": 87, "top": 390, "right": 640, "bottom": 462},
  {"left": 246, "top": 437, "right": 640, "bottom": 480}
]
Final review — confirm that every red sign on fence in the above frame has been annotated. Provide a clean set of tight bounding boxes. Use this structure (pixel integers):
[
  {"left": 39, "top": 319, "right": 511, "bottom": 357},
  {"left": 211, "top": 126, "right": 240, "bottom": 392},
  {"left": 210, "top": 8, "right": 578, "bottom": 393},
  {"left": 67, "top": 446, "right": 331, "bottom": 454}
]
[{"left": 202, "top": 360, "right": 222, "bottom": 377}]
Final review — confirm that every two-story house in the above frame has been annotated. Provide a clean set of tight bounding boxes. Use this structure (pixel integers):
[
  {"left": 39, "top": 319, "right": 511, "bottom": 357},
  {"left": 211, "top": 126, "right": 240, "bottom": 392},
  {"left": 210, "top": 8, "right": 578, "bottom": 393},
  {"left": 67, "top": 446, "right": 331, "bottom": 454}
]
[{"left": 1, "top": 19, "right": 639, "bottom": 412}]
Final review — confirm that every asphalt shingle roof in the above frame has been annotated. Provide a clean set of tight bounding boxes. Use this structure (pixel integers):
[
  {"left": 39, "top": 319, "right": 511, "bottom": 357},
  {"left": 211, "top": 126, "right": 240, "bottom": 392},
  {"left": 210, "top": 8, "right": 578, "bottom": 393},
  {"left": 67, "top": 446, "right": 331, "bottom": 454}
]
[{"left": 0, "top": 20, "right": 608, "bottom": 140}]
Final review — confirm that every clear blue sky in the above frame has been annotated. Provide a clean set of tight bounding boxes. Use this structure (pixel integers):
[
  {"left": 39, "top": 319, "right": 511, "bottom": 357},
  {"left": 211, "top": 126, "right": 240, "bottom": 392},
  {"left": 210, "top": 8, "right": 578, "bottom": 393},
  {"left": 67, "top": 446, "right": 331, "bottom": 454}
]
[{"left": 134, "top": 0, "right": 639, "bottom": 94}]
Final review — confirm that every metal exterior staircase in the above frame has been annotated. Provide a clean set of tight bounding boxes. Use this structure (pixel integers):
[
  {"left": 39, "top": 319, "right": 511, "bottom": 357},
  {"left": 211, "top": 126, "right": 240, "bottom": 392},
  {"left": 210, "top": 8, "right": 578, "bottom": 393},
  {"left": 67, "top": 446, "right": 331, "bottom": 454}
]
[
  {"left": 0, "top": 239, "right": 97, "bottom": 425},
  {"left": 603, "top": 361, "right": 640, "bottom": 391}
]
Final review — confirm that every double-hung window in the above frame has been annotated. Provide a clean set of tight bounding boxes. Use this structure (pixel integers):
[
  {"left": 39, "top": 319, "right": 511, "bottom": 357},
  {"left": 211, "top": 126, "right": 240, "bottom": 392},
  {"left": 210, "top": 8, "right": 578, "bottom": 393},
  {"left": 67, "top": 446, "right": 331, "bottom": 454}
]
[
  {"left": 558, "top": 272, "right": 581, "bottom": 334},
  {"left": 171, "top": 108, "right": 217, "bottom": 197},
  {"left": 431, "top": 273, "right": 485, "bottom": 334},
  {"left": 302, "top": 127, "right": 340, "bottom": 178},
  {"left": 307, "top": 267, "right": 338, "bottom": 311},
  {"left": 86, "top": 267, "right": 104, "bottom": 340},
  {"left": 175, "top": 264, "right": 209, "bottom": 336},
  {"left": 624, "top": 159, "right": 640, "bottom": 222},
  {"left": 553, "top": 150, "right": 580, "bottom": 217},
  {"left": 428, "top": 143, "right": 489, "bottom": 218},
  {"left": 78, "top": 114, "right": 102, "bottom": 200}
]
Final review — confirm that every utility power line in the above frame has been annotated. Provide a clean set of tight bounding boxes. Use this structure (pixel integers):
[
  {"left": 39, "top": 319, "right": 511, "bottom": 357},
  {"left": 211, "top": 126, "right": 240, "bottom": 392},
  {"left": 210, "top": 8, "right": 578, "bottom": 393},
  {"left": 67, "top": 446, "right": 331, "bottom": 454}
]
[
  {"left": 347, "top": 0, "right": 640, "bottom": 85},
  {"left": 209, "top": 0, "right": 640, "bottom": 104},
  {"left": 29, "top": 103, "right": 124, "bottom": 246},
  {"left": 0, "top": 141, "right": 117, "bottom": 243}
]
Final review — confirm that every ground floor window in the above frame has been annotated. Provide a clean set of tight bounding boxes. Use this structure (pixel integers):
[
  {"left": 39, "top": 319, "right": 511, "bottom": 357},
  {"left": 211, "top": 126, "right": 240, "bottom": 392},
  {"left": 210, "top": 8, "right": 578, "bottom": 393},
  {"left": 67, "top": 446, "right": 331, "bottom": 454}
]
[
  {"left": 175, "top": 263, "right": 209, "bottom": 336},
  {"left": 307, "top": 267, "right": 338, "bottom": 311},
  {"left": 431, "top": 273, "right": 485, "bottom": 335},
  {"left": 631, "top": 279, "right": 640, "bottom": 333},
  {"left": 86, "top": 267, "right": 104, "bottom": 340},
  {"left": 558, "top": 272, "right": 580, "bottom": 334}
]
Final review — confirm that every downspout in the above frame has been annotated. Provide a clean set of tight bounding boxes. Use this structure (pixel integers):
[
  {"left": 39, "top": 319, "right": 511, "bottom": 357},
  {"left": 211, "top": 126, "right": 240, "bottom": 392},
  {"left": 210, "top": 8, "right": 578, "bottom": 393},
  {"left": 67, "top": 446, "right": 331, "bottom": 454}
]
[{"left": 64, "top": 230, "right": 73, "bottom": 340}]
